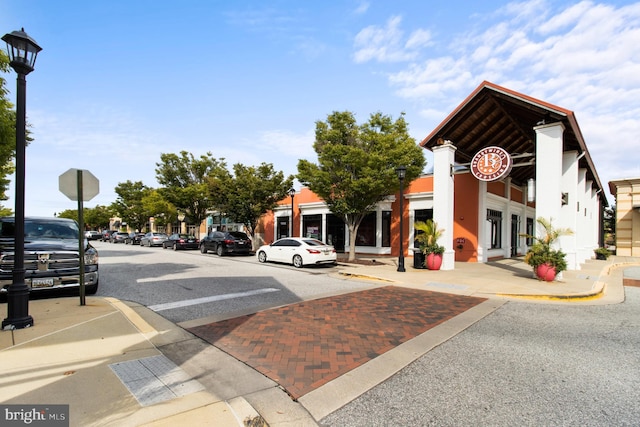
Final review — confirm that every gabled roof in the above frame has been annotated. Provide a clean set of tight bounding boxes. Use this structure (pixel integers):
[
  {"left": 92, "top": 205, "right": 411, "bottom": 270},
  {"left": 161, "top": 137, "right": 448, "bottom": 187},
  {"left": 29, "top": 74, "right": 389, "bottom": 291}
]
[{"left": 420, "top": 81, "right": 604, "bottom": 198}]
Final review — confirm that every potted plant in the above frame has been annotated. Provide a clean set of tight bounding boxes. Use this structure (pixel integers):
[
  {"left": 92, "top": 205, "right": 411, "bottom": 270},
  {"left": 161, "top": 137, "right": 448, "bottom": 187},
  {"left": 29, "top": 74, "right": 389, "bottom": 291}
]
[
  {"left": 414, "top": 219, "right": 445, "bottom": 270},
  {"left": 593, "top": 247, "right": 611, "bottom": 260},
  {"left": 521, "top": 217, "right": 573, "bottom": 281}
]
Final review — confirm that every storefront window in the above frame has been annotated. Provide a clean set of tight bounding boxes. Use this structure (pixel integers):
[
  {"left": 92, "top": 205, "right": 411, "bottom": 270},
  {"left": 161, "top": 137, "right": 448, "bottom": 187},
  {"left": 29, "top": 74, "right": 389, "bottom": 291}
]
[
  {"left": 382, "top": 211, "right": 391, "bottom": 247},
  {"left": 487, "top": 209, "right": 502, "bottom": 249},
  {"left": 303, "top": 214, "right": 322, "bottom": 240},
  {"left": 356, "top": 212, "right": 376, "bottom": 246},
  {"left": 413, "top": 209, "right": 433, "bottom": 248},
  {"left": 526, "top": 217, "right": 534, "bottom": 246}
]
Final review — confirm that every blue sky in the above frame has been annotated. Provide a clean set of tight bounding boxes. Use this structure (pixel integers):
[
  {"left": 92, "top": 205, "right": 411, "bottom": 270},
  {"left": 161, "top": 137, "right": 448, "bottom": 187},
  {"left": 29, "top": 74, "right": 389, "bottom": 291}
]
[{"left": 1, "top": 0, "right": 639, "bottom": 216}]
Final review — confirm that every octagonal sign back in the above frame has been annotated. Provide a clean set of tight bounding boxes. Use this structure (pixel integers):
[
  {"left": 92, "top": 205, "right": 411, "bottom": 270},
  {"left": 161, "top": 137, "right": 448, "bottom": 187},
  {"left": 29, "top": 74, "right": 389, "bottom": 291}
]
[{"left": 59, "top": 168, "right": 99, "bottom": 201}]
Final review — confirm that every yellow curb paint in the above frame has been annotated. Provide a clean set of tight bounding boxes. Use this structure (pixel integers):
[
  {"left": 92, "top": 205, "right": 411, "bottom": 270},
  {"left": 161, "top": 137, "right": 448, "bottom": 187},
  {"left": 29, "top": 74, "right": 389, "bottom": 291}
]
[{"left": 104, "top": 297, "right": 157, "bottom": 335}]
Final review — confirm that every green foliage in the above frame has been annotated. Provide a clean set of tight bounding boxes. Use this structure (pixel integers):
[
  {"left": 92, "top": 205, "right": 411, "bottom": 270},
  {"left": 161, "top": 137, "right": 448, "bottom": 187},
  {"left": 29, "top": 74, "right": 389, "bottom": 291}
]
[
  {"left": 297, "top": 111, "right": 426, "bottom": 260},
  {"left": 521, "top": 217, "right": 573, "bottom": 274},
  {"left": 208, "top": 162, "right": 294, "bottom": 238},
  {"left": 593, "top": 247, "right": 611, "bottom": 260},
  {"left": 141, "top": 189, "right": 175, "bottom": 227},
  {"left": 155, "top": 151, "right": 224, "bottom": 228},
  {"left": 0, "top": 50, "right": 17, "bottom": 203},
  {"left": 414, "top": 219, "right": 445, "bottom": 255},
  {"left": 113, "top": 180, "right": 152, "bottom": 231},
  {"left": 55, "top": 205, "right": 115, "bottom": 230}
]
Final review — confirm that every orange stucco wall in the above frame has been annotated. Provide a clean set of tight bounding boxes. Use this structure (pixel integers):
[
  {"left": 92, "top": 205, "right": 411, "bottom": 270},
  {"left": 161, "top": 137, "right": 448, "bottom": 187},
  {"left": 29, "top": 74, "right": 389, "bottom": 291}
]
[{"left": 453, "top": 174, "right": 479, "bottom": 262}]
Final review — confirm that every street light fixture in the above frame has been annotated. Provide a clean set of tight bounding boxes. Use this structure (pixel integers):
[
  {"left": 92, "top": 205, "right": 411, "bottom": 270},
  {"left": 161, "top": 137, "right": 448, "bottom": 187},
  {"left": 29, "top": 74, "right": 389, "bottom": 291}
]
[
  {"left": 288, "top": 188, "right": 295, "bottom": 237},
  {"left": 396, "top": 166, "right": 406, "bottom": 273},
  {"left": 177, "top": 213, "right": 185, "bottom": 234},
  {"left": 2, "top": 28, "right": 42, "bottom": 330}
]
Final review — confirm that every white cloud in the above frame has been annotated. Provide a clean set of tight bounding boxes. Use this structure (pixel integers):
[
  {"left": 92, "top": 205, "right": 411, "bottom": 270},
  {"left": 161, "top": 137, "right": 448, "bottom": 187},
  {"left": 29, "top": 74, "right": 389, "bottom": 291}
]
[
  {"left": 353, "top": 1, "right": 370, "bottom": 15},
  {"left": 368, "top": 0, "right": 640, "bottom": 201},
  {"left": 353, "top": 16, "right": 431, "bottom": 63}
]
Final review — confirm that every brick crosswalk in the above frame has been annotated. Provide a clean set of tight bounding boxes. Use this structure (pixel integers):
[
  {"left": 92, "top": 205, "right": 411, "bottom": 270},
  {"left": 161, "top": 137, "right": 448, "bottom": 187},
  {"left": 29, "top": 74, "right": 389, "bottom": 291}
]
[{"left": 188, "top": 286, "right": 486, "bottom": 399}]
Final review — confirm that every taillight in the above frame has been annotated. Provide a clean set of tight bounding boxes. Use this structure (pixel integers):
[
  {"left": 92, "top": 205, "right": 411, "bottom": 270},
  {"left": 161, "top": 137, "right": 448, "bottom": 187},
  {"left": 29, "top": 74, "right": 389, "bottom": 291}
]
[{"left": 306, "top": 249, "right": 321, "bottom": 254}]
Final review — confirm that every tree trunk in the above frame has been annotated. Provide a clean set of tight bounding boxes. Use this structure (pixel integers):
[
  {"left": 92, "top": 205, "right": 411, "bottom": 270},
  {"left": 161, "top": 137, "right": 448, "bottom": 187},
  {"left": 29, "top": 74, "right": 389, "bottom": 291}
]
[{"left": 347, "top": 223, "right": 357, "bottom": 261}]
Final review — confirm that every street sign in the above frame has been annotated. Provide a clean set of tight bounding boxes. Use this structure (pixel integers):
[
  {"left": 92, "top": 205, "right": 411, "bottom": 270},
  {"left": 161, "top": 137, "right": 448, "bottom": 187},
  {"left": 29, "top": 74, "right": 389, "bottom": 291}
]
[{"left": 59, "top": 168, "right": 99, "bottom": 201}]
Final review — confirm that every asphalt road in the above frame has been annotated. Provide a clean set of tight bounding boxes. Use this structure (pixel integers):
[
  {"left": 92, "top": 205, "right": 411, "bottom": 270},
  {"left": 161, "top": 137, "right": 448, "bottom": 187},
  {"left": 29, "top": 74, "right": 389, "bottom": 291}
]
[
  {"left": 321, "top": 286, "right": 640, "bottom": 426},
  {"left": 94, "top": 240, "right": 376, "bottom": 324}
]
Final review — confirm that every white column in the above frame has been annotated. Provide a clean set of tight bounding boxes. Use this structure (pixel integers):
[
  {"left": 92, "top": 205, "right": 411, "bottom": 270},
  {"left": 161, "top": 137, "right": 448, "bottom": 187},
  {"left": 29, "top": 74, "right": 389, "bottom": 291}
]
[
  {"left": 561, "top": 151, "right": 579, "bottom": 270},
  {"left": 577, "top": 169, "right": 589, "bottom": 263},
  {"left": 534, "top": 122, "right": 565, "bottom": 247},
  {"left": 433, "top": 142, "right": 456, "bottom": 270}
]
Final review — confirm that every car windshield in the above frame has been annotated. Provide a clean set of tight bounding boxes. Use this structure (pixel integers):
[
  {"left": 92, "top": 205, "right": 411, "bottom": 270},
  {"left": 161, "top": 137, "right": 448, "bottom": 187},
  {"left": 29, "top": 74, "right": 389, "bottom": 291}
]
[{"left": 22, "top": 219, "right": 79, "bottom": 239}]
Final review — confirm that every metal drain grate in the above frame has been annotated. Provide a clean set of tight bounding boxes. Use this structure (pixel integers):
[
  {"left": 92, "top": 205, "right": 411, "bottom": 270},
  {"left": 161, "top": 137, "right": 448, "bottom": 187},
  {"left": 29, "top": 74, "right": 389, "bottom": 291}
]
[{"left": 109, "top": 355, "right": 204, "bottom": 406}]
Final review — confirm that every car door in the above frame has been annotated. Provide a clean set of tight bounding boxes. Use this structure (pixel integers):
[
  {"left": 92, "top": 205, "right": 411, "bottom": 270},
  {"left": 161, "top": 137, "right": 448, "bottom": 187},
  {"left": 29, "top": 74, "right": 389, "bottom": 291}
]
[{"left": 268, "top": 239, "right": 290, "bottom": 262}]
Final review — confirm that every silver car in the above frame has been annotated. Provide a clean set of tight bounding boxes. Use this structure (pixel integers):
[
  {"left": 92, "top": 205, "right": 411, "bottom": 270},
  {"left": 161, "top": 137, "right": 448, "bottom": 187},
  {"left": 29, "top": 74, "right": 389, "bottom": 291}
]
[{"left": 140, "top": 232, "right": 168, "bottom": 247}]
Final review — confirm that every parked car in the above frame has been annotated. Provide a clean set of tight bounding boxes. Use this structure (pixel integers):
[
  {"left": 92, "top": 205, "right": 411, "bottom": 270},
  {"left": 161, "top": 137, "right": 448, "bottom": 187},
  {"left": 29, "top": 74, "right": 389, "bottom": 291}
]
[
  {"left": 125, "top": 232, "right": 145, "bottom": 245},
  {"left": 163, "top": 233, "right": 200, "bottom": 250},
  {"left": 256, "top": 237, "right": 336, "bottom": 268},
  {"left": 200, "top": 231, "right": 252, "bottom": 256},
  {"left": 140, "top": 232, "right": 168, "bottom": 247},
  {"left": 101, "top": 230, "right": 117, "bottom": 242},
  {"left": 110, "top": 231, "right": 129, "bottom": 244},
  {"left": 1, "top": 216, "right": 99, "bottom": 299},
  {"left": 85, "top": 230, "right": 101, "bottom": 240}
]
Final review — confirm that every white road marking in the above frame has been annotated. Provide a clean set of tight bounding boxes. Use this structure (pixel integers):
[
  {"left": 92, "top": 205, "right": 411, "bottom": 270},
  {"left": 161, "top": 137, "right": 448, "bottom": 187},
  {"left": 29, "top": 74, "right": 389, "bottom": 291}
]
[{"left": 148, "top": 288, "right": 281, "bottom": 312}]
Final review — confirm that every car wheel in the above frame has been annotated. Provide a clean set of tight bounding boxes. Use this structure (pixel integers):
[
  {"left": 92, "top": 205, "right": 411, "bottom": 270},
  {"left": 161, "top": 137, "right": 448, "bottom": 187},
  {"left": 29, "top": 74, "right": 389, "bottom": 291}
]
[
  {"left": 173, "top": 243, "right": 178, "bottom": 251},
  {"left": 216, "top": 245, "right": 224, "bottom": 256},
  {"left": 258, "top": 251, "right": 267, "bottom": 263},
  {"left": 293, "top": 254, "right": 303, "bottom": 268},
  {"left": 200, "top": 244, "right": 207, "bottom": 254}
]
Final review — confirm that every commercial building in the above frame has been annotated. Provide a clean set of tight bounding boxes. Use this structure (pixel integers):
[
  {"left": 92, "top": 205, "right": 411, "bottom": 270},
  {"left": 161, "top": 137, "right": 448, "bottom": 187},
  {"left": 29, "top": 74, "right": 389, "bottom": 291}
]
[
  {"left": 608, "top": 177, "right": 640, "bottom": 256},
  {"left": 258, "top": 81, "right": 608, "bottom": 270}
]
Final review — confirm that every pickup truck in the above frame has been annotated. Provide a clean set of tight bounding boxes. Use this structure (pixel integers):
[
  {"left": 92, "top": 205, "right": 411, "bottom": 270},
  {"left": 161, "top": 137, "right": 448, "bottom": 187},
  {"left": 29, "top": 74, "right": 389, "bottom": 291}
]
[{"left": 0, "top": 216, "right": 99, "bottom": 298}]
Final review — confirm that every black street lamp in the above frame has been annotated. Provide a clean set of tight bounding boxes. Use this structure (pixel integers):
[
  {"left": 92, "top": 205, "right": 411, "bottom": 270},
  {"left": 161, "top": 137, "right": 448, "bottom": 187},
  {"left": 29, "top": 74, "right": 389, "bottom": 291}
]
[
  {"left": 288, "top": 188, "right": 295, "bottom": 237},
  {"left": 2, "top": 28, "right": 42, "bottom": 330},
  {"left": 396, "top": 166, "right": 406, "bottom": 272}
]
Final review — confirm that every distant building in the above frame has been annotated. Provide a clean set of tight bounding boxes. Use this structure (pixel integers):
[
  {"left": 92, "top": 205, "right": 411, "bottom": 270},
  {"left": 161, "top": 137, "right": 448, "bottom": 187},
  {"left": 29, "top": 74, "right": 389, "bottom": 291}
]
[{"left": 608, "top": 177, "right": 640, "bottom": 256}]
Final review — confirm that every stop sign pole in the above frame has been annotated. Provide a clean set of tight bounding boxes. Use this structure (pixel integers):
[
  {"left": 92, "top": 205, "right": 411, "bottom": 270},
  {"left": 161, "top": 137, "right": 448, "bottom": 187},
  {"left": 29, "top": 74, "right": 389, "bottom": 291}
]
[{"left": 59, "top": 168, "right": 99, "bottom": 306}]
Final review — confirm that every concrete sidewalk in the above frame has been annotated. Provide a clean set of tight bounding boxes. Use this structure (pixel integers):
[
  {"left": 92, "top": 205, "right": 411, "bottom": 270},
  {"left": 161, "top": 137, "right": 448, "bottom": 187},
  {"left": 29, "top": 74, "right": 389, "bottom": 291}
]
[{"left": 1, "top": 255, "right": 637, "bottom": 426}]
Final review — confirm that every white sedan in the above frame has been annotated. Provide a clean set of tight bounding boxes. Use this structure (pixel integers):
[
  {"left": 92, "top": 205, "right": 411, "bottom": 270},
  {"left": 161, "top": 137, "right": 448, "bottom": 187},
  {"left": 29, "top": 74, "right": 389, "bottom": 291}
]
[{"left": 256, "top": 237, "right": 337, "bottom": 268}]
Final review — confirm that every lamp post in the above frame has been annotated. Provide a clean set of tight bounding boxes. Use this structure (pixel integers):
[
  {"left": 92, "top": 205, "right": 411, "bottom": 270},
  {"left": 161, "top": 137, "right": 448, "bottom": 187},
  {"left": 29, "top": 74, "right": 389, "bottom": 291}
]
[
  {"left": 177, "top": 213, "right": 185, "bottom": 234},
  {"left": 396, "top": 166, "right": 406, "bottom": 272},
  {"left": 288, "top": 188, "right": 295, "bottom": 237},
  {"left": 2, "top": 29, "right": 42, "bottom": 330}
]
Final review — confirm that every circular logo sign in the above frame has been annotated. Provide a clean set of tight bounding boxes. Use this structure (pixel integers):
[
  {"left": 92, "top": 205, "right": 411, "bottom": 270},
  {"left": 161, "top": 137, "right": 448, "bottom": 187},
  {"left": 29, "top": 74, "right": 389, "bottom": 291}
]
[{"left": 470, "top": 146, "right": 513, "bottom": 181}]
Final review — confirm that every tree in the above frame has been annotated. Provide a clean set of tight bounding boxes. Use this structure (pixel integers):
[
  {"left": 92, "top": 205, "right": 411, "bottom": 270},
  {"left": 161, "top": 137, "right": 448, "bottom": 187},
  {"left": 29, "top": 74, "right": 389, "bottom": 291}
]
[
  {"left": 56, "top": 205, "right": 114, "bottom": 230},
  {"left": 209, "top": 162, "right": 294, "bottom": 243},
  {"left": 84, "top": 205, "right": 115, "bottom": 230},
  {"left": 141, "top": 189, "right": 176, "bottom": 229},
  {"left": 0, "top": 50, "right": 17, "bottom": 208},
  {"left": 113, "top": 180, "right": 152, "bottom": 231},
  {"left": 155, "top": 151, "right": 223, "bottom": 232},
  {"left": 297, "top": 111, "right": 426, "bottom": 261}
]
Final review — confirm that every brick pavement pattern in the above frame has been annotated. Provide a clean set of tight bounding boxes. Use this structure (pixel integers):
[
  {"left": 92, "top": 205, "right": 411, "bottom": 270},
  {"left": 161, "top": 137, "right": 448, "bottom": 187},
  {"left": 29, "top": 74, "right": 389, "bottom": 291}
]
[{"left": 188, "top": 286, "right": 486, "bottom": 399}]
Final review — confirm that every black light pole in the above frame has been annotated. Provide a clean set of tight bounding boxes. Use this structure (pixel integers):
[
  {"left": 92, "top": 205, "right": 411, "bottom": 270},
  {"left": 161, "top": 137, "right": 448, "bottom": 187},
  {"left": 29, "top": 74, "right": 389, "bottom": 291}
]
[
  {"left": 288, "top": 188, "right": 295, "bottom": 237},
  {"left": 396, "top": 166, "right": 406, "bottom": 272},
  {"left": 2, "top": 28, "right": 42, "bottom": 330}
]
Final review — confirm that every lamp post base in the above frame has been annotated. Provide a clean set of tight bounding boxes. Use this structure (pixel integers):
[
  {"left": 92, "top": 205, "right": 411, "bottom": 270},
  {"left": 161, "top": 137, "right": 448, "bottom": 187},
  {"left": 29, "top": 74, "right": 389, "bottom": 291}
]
[
  {"left": 397, "top": 256, "right": 405, "bottom": 272},
  {"left": 2, "top": 283, "right": 34, "bottom": 329}
]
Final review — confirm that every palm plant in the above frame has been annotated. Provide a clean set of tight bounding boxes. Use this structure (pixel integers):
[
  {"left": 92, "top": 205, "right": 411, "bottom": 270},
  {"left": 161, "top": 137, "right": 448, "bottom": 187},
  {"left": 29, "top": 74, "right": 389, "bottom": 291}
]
[
  {"left": 521, "top": 217, "right": 573, "bottom": 274},
  {"left": 414, "top": 219, "right": 445, "bottom": 255}
]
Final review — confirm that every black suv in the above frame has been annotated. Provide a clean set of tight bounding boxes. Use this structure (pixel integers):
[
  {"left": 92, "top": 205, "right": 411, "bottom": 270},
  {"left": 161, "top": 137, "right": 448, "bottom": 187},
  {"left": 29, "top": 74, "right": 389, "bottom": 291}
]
[
  {"left": 0, "top": 217, "right": 99, "bottom": 298},
  {"left": 200, "top": 231, "right": 252, "bottom": 256}
]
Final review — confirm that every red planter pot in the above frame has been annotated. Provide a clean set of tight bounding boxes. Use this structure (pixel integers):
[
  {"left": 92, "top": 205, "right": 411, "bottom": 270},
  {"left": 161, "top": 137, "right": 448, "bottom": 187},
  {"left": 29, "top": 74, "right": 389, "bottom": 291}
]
[
  {"left": 426, "top": 253, "right": 443, "bottom": 270},
  {"left": 535, "top": 263, "right": 557, "bottom": 282}
]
